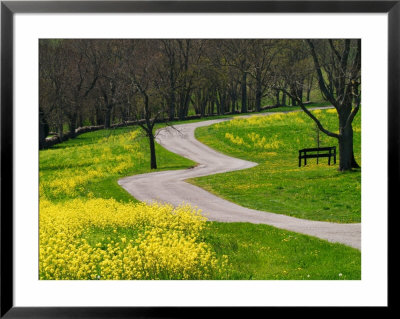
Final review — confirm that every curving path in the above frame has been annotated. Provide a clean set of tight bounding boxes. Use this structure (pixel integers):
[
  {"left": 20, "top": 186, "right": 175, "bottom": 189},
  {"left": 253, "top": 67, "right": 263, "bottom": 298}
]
[{"left": 118, "top": 109, "right": 361, "bottom": 250}]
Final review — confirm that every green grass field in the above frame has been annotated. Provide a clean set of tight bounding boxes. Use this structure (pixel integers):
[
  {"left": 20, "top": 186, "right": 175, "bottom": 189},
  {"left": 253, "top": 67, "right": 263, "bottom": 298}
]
[
  {"left": 40, "top": 110, "right": 361, "bottom": 280},
  {"left": 191, "top": 108, "right": 361, "bottom": 223},
  {"left": 206, "top": 222, "right": 360, "bottom": 280},
  {"left": 40, "top": 127, "right": 196, "bottom": 203}
]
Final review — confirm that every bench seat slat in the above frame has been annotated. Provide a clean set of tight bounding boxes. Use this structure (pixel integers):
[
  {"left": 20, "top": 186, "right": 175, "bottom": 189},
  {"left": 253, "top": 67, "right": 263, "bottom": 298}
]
[
  {"left": 299, "top": 146, "right": 336, "bottom": 152},
  {"left": 299, "top": 154, "right": 331, "bottom": 159}
]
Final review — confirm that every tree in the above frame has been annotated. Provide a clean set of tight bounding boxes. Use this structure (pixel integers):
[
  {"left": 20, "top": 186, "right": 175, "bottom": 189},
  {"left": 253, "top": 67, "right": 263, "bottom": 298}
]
[
  {"left": 39, "top": 39, "right": 69, "bottom": 139},
  {"left": 217, "top": 40, "right": 251, "bottom": 113},
  {"left": 247, "top": 40, "right": 276, "bottom": 112},
  {"left": 125, "top": 40, "right": 166, "bottom": 169},
  {"left": 39, "top": 38, "right": 362, "bottom": 170},
  {"left": 39, "top": 107, "right": 49, "bottom": 149},
  {"left": 94, "top": 40, "right": 126, "bottom": 128},
  {"left": 307, "top": 39, "right": 360, "bottom": 171},
  {"left": 63, "top": 40, "right": 100, "bottom": 137},
  {"left": 159, "top": 40, "right": 178, "bottom": 121},
  {"left": 277, "top": 39, "right": 361, "bottom": 171}
]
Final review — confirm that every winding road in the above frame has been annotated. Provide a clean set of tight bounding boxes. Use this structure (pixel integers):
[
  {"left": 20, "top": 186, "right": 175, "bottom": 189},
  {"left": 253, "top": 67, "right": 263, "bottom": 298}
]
[{"left": 118, "top": 109, "right": 361, "bottom": 250}]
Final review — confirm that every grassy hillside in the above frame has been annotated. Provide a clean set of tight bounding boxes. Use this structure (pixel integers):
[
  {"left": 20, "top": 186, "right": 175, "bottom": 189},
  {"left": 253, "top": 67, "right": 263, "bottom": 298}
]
[
  {"left": 191, "top": 108, "right": 361, "bottom": 223},
  {"left": 39, "top": 115, "right": 361, "bottom": 280}
]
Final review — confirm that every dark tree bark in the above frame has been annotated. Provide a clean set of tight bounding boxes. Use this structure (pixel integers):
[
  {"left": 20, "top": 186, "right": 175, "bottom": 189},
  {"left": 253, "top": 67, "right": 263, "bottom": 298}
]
[
  {"left": 39, "top": 107, "right": 49, "bottom": 149},
  {"left": 338, "top": 106, "right": 355, "bottom": 170},
  {"left": 255, "top": 72, "right": 262, "bottom": 112},
  {"left": 58, "top": 123, "right": 64, "bottom": 140},
  {"left": 281, "top": 92, "right": 287, "bottom": 106},
  {"left": 104, "top": 106, "right": 112, "bottom": 128},
  {"left": 96, "top": 106, "right": 104, "bottom": 125},
  {"left": 68, "top": 112, "right": 77, "bottom": 138},
  {"left": 148, "top": 129, "right": 157, "bottom": 170},
  {"left": 306, "top": 39, "right": 361, "bottom": 171},
  {"left": 275, "top": 90, "right": 281, "bottom": 106},
  {"left": 241, "top": 72, "right": 247, "bottom": 113},
  {"left": 136, "top": 93, "right": 158, "bottom": 169}
]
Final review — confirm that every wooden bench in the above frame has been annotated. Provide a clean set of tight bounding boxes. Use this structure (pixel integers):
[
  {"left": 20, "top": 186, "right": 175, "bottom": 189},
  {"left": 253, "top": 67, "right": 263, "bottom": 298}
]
[{"left": 298, "top": 146, "right": 336, "bottom": 167}]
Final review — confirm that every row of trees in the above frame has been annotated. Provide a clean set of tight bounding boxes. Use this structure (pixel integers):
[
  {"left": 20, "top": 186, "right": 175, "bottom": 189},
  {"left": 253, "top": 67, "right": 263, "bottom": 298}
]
[{"left": 39, "top": 39, "right": 361, "bottom": 171}]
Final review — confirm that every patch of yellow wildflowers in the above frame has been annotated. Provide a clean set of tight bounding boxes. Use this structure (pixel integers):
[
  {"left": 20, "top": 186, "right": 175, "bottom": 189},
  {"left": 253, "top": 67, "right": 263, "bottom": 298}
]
[
  {"left": 40, "top": 129, "right": 145, "bottom": 198},
  {"left": 39, "top": 199, "right": 229, "bottom": 280},
  {"left": 225, "top": 132, "right": 245, "bottom": 146}
]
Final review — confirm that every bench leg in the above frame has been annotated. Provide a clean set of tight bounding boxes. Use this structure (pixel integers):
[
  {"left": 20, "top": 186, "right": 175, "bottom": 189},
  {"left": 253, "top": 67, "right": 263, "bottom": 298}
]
[
  {"left": 328, "top": 150, "right": 331, "bottom": 165},
  {"left": 299, "top": 157, "right": 301, "bottom": 167}
]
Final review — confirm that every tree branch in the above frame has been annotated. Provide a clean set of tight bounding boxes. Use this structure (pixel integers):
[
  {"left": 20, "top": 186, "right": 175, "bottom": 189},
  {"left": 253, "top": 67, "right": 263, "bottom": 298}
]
[
  {"left": 344, "top": 97, "right": 361, "bottom": 130},
  {"left": 305, "top": 40, "right": 337, "bottom": 107},
  {"left": 279, "top": 87, "right": 340, "bottom": 139}
]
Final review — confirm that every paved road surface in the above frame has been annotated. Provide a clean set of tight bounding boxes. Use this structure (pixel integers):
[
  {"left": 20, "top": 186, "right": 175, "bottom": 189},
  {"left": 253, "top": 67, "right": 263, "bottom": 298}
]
[{"left": 119, "top": 109, "right": 361, "bottom": 250}]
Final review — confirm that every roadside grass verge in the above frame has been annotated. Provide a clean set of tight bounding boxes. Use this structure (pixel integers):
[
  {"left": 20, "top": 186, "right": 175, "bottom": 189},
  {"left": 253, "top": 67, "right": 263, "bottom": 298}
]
[
  {"left": 191, "top": 108, "right": 361, "bottom": 223},
  {"left": 205, "top": 222, "right": 360, "bottom": 280}
]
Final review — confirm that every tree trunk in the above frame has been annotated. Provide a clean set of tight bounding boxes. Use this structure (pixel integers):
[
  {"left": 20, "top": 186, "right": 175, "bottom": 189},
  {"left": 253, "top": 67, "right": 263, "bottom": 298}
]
[
  {"left": 275, "top": 90, "right": 280, "bottom": 106},
  {"left": 149, "top": 132, "right": 157, "bottom": 169},
  {"left": 58, "top": 124, "right": 64, "bottom": 141},
  {"left": 96, "top": 106, "right": 104, "bottom": 125},
  {"left": 69, "top": 112, "right": 77, "bottom": 138},
  {"left": 282, "top": 92, "right": 287, "bottom": 106},
  {"left": 255, "top": 81, "right": 262, "bottom": 112},
  {"left": 338, "top": 108, "right": 361, "bottom": 171},
  {"left": 39, "top": 109, "right": 47, "bottom": 149},
  {"left": 352, "top": 152, "right": 360, "bottom": 168},
  {"left": 183, "top": 92, "right": 191, "bottom": 118},
  {"left": 77, "top": 113, "right": 83, "bottom": 128},
  {"left": 111, "top": 108, "right": 115, "bottom": 125},
  {"left": 255, "top": 72, "right": 262, "bottom": 112},
  {"left": 104, "top": 106, "right": 112, "bottom": 129},
  {"left": 216, "top": 91, "right": 221, "bottom": 115},
  {"left": 89, "top": 114, "right": 96, "bottom": 126},
  {"left": 169, "top": 91, "right": 176, "bottom": 121},
  {"left": 241, "top": 72, "right": 247, "bottom": 113},
  {"left": 338, "top": 126, "right": 354, "bottom": 171},
  {"left": 291, "top": 96, "right": 297, "bottom": 106},
  {"left": 200, "top": 100, "right": 206, "bottom": 117},
  {"left": 307, "top": 88, "right": 311, "bottom": 102},
  {"left": 210, "top": 99, "right": 215, "bottom": 115},
  {"left": 337, "top": 105, "right": 360, "bottom": 171}
]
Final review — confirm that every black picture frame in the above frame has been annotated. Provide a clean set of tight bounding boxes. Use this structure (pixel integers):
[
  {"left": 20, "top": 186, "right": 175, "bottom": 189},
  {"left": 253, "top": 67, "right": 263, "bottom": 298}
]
[{"left": 1, "top": 1, "right": 395, "bottom": 317}]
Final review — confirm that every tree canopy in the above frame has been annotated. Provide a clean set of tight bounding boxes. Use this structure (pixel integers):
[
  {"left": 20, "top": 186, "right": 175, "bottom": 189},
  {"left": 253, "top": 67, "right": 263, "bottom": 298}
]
[{"left": 40, "top": 39, "right": 361, "bottom": 171}]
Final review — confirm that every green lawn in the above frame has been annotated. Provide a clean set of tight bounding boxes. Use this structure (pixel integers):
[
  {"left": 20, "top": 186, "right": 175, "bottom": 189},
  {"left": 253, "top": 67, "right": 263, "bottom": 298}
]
[
  {"left": 40, "top": 127, "right": 196, "bottom": 203},
  {"left": 206, "top": 222, "right": 360, "bottom": 280},
  {"left": 40, "top": 113, "right": 361, "bottom": 280},
  {"left": 191, "top": 108, "right": 361, "bottom": 223}
]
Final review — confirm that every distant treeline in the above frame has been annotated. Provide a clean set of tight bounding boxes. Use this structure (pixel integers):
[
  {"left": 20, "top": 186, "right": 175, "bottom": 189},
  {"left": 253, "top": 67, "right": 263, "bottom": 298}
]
[{"left": 39, "top": 39, "right": 357, "bottom": 151}]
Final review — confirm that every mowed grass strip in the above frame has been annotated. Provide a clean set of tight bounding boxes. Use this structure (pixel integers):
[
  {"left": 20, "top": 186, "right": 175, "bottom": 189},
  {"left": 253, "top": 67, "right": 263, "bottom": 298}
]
[
  {"left": 205, "top": 222, "right": 361, "bottom": 280},
  {"left": 192, "top": 109, "right": 361, "bottom": 223}
]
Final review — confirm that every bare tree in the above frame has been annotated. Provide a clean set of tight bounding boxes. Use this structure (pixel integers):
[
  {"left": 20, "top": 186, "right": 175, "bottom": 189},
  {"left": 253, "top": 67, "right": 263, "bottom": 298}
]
[
  {"left": 247, "top": 40, "right": 277, "bottom": 112},
  {"left": 63, "top": 40, "right": 100, "bottom": 137},
  {"left": 125, "top": 40, "right": 166, "bottom": 169},
  {"left": 39, "top": 39, "right": 69, "bottom": 140},
  {"left": 276, "top": 39, "right": 361, "bottom": 171}
]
